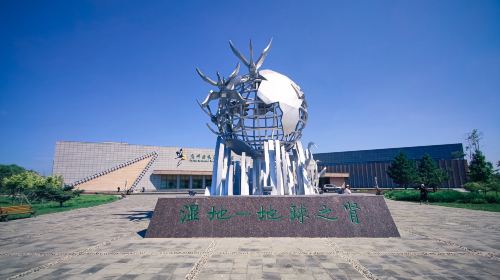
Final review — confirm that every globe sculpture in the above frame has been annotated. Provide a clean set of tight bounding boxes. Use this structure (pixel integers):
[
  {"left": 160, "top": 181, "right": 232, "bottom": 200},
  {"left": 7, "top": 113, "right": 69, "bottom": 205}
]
[{"left": 197, "top": 40, "right": 325, "bottom": 196}]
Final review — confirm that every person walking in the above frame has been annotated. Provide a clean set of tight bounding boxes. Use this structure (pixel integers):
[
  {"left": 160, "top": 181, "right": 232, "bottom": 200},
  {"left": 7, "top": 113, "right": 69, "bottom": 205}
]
[{"left": 418, "top": 183, "right": 429, "bottom": 204}]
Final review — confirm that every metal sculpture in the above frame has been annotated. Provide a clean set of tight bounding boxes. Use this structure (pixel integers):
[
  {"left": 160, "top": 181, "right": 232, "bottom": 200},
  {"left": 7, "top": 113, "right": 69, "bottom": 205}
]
[{"left": 197, "top": 39, "right": 325, "bottom": 196}]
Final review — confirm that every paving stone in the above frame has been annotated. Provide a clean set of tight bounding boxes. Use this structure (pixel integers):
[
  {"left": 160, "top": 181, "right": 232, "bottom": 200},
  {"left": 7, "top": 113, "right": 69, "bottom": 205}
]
[{"left": 0, "top": 195, "right": 499, "bottom": 280}]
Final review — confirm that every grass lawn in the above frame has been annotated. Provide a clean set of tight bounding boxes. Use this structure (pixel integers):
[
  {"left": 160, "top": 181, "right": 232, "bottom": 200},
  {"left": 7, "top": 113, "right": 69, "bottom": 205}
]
[
  {"left": 0, "top": 194, "right": 120, "bottom": 220},
  {"left": 432, "top": 202, "right": 500, "bottom": 212}
]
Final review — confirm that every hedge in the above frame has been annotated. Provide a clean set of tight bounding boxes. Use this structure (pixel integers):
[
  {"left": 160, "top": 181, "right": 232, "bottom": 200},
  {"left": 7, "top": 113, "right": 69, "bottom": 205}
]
[{"left": 384, "top": 190, "right": 500, "bottom": 204}]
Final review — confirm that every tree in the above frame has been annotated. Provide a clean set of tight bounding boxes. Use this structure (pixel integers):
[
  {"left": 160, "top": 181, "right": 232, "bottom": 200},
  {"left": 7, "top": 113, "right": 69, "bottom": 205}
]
[
  {"left": 0, "top": 164, "right": 26, "bottom": 189},
  {"left": 49, "top": 185, "right": 75, "bottom": 207},
  {"left": 418, "top": 154, "right": 449, "bottom": 192},
  {"left": 465, "top": 129, "right": 482, "bottom": 161},
  {"left": 1, "top": 171, "right": 45, "bottom": 203},
  {"left": 468, "top": 150, "right": 493, "bottom": 183},
  {"left": 451, "top": 151, "right": 466, "bottom": 159},
  {"left": 1, "top": 172, "right": 80, "bottom": 206},
  {"left": 485, "top": 174, "right": 500, "bottom": 197},
  {"left": 34, "top": 175, "right": 80, "bottom": 207},
  {"left": 387, "top": 152, "right": 418, "bottom": 189}
]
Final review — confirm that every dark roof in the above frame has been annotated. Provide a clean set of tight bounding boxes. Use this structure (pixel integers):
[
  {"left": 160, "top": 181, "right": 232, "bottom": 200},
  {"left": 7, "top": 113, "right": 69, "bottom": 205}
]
[{"left": 314, "top": 143, "right": 464, "bottom": 165}]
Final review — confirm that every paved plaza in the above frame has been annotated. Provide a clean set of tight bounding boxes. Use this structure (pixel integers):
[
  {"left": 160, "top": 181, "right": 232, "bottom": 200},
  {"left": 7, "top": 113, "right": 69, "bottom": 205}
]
[{"left": 0, "top": 194, "right": 499, "bottom": 280}]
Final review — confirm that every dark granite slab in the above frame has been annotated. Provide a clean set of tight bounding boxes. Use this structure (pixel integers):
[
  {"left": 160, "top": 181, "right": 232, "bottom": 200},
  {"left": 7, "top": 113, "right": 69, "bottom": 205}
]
[{"left": 145, "top": 195, "right": 400, "bottom": 238}]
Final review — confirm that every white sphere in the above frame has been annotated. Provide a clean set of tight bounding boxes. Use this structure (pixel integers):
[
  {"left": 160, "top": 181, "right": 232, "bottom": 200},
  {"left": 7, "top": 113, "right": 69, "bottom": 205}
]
[
  {"left": 220, "top": 69, "right": 307, "bottom": 155},
  {"left": 257, "top": 69, "right": 306, "bottom": 136}
]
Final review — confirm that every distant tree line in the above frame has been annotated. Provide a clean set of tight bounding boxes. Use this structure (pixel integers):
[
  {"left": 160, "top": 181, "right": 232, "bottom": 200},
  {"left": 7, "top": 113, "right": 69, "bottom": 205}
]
[
  {"left": 0, "top": 164, "right": 82, "bottom": 207},
  {"left": 386, "top": 129, "right": 499, "bottom": 195},
  {"left": 386, "top": 153, "right": 448, "bottom": 191}
]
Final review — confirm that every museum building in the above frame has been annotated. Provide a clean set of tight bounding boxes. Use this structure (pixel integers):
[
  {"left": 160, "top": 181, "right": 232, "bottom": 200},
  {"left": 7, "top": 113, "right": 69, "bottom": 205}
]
[
  {"left": 315, "top": 143, "right": 467, "bottom": 189},
  {"left": 52, "top": 141, "right": 467, "bottom": 192}
]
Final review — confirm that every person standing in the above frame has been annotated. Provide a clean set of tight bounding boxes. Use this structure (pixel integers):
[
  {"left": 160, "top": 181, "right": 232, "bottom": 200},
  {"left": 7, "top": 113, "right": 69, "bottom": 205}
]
[
  {"left": 374, "top": 176, "right": 382, "bottom": 195},
  {"left": 344, "top": 185, "right": 352, "bottom": 195}
]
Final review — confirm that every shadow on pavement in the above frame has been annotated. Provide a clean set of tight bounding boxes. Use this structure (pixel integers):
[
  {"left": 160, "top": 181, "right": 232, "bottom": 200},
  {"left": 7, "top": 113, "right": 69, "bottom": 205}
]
[
  {"left": 137, "top": 229, "right": 147, "bottom": 238},
  {"left": 113, "top": 210, "right": 153, "bottom": 221}
]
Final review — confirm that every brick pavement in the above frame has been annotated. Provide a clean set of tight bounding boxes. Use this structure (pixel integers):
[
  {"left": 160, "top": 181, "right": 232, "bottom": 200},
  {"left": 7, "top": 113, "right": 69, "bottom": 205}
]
[{"left": 0, "top": 194, "right": 499, "bottom": 279}]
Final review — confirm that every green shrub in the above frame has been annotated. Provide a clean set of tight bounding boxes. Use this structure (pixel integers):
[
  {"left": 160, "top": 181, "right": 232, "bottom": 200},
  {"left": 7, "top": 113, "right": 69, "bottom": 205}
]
[
  {"left": 484, "top": 193, "right": 500, "bottom": 203},
  {"left": 471, "top": 198, "right": 487, "bottom": 204},
  {"left": 458, "top": 192, "right": 474, "bottom": 203},
  {"left": 463, "top": 182, "right": 485, "bottom": 193},
  {"left": 385, "top": 189, "right": 499, "bottom": 204},
  {"left": 384, "top": 190, "right": 420, "bottom": 201},
  {"left": 428, "top": 190, "right": 463, "bottom": 203}
]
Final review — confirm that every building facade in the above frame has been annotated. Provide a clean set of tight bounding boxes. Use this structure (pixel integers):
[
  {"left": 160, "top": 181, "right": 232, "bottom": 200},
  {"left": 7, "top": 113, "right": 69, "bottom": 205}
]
[
  {"left": 53, "top": 141, "right": 214, "bottom": 192},
  {"left": 53, "top": 141, "right": 467, "bottom": 192},
  {"left": 315, "top": 143, "right": 467, "bottom": 188}
]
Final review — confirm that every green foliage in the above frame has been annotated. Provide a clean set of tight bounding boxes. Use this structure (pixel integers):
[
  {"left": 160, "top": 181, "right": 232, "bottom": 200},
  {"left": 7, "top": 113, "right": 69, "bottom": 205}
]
[
  {"left": 384, "top": 189, "right": 500, "bottom": 205},
  {"left": 384, "top": 190, "right": 472, "bottom": 202},
  {"left": 484, "top": 192, "right": 500, "bottom": 203},
  {"left": 0, "top": 164, "right": 27, "bottom": 188},
  {"left": 417, "top": 154, "right": 449, "bottom": 191},
  {"left": 48, "top": 185, "right": 79, "bottom": 207},
  {"left": 463, "top": 182, "right": 484, "bottom": 193},
  {"left": 387, "top": 152, "right": 418, "bottom": 189},
  {"left": 468, "top": 150, "right": 494, "bottom": 183},
  {"left": 384, "top": 190, "right": 420, "bottom": 201},
  {"left": 484, "top": 174, "right": 500, "bottom": 195},
  {"left": 470, "top": 198, "right": 487, "bottom": 204},
  {"left": 1, "top": 171, "right": 45, "bottom": 203},
  {"left": 427, "top": 190, "right": 464, "bottom": 203},
  {"left": 451, "top": 151, "right": 466, "bottom": 159},
  {"left": 465, "top": 129, "right": 482, "bottom": 161},
  {"left": 1, "top": 172, "right": 79, "bottom": 207},
  {"left": 0, "top": 194, "right": 119, "bottom": 219}
]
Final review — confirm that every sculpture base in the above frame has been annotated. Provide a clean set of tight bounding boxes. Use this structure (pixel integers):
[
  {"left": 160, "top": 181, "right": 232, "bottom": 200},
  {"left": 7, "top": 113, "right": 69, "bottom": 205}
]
[{"left": 145, "top": 195, "right": 400, "bottom": 238}]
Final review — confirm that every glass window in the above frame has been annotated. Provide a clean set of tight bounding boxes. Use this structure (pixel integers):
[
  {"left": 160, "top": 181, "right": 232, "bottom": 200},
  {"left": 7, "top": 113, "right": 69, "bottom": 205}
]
[
  {"left": 160, "top": 175, "right": 166, "bottom": 189},
  {"left": 179, "top": 175, "right": 190, "bottom": 189},
  {"left": 192, "top": 175, "right": 204, "bottom": 189},
  {"left": 160, "top": 175, "right": 177, "bottom": 189},
  {"left": 204, "top": 176, "right": 212, "bottom": 189}
]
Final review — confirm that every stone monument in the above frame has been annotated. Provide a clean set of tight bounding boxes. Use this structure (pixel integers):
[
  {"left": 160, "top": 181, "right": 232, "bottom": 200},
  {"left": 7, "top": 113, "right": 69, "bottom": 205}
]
[
  {"left": 146, "top": 40, "right": 400, "bottom": 238},
  {"left": 196, "top": 39, "right": 324, "bottom": 196}
]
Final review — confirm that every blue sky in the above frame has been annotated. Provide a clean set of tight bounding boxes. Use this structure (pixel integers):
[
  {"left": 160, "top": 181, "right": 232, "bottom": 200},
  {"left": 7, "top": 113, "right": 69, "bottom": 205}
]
[{"left": 1, "top": 0, "right": 499, "bottom": 174}]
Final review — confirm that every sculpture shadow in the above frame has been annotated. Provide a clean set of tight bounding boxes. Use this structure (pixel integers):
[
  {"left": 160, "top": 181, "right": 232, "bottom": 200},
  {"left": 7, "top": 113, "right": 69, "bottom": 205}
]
[
  {"left": 112, "top": 211, "right": 153, "bottom": 238},
  {"left": 113, "top": 210, "right": 153, "bottom": 222},
  {"left": 137, "top": 229, "right": 147, "bottom": 238}
]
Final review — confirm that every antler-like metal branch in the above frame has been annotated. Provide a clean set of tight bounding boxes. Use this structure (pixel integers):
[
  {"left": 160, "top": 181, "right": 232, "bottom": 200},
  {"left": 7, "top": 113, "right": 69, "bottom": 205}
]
[
  {"left": 206, "top": 123, "right": 220, "bottom": 135},
  {"left": 229, "top": 40, "right": 250, "bottom": 67},
  {"left": 228, "top": 62, "right": 240, "bottom": 81},
  {"left": 196, "top": 99, "right": 212, "bottom": 117},
  {"left": 197, "top": 63, "right": 240, "bottom": 89},
  {"left": 228, "top": 39, "right": 273, "bottom": 75},
  {"left": 255, "top": 38, "right": 272, "bottom": 69},
  {"left": 249, "top": 40, "right": 254, "bottom": 66},
  {"left": 196, "top": 68, "right": 218, "bottom": 86},
  {"left": 216, "top": 72, "right": 222, "bottom": 84}
]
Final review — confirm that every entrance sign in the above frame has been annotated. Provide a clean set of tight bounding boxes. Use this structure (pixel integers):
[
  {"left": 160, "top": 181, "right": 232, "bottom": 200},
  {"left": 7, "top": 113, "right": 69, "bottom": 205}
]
[{"left": 146, "top": 195, "right": 400, "bottom": 238}]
